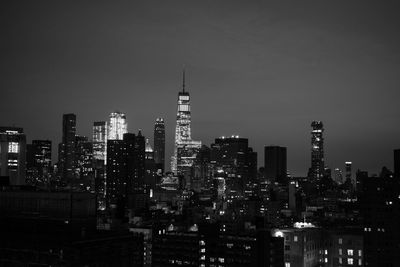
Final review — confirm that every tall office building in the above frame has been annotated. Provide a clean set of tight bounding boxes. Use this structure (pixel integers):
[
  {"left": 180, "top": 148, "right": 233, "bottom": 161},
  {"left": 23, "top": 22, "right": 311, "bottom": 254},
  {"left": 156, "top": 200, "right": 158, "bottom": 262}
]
[
  {"left": 264, "top": 146, "right": 287, "bottom": 185},
  {"left": 106, "top": 131, "right": 146, "bottom": 208},
  {"left": 309, "top": 121, "right": 325, "bottom": 180},
  {"left": 0, "top": 127, "right": 26, "bottom": 185},
  {"left": 145, "top": 138, "right": 157, "bottom": 191},
  {"left": 134, "top": 130, "right": 146, "bottom": 190},
  {"left": 154, "top": 118, "right": 165, "bottom": 172},
  {"left": 59, "top": 114, "right": 76, "bottom": 182},
  {"left": 108, "top": 111, "right": 127, "bottom": 140},
  {"left": 210, "top": 136, "right": 257, "bottom": 195},
  {"left": 345, "top": 161, "right": 352, "bottom": 183},
  {"left": 171, "top": 70, "right": 201, "bottom": 176},
  {"left": 93, "top": 121, "right": 107, "bottom": 161},
  {"left": 26, "top": 140, "right": 52, "bottom": 185},
  {"left": 106, "top": 139, "right": 126, "bottom": 206},
  {"left": 75, "top": 135, "right": 94, "bottom": 190},
  {"left": 395, "top": 149, "right": 400, "bottom": 179}
]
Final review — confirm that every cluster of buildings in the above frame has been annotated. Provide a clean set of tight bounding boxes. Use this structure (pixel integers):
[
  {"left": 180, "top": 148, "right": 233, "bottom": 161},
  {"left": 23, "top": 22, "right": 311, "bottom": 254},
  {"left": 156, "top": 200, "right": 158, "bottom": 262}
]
[{"left": 1, "top": 73, "right": 400, "bottom": 266}]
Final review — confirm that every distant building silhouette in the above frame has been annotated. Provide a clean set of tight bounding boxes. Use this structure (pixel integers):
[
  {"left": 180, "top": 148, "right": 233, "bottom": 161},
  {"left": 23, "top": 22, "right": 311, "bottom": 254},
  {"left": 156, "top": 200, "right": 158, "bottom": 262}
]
[
  {"left": 59, "top": 113, "right": 76, "bottom": 183},
  {"left": 154, "top": 118, "right": 165, "bottom": 172},
  {"left": 345, "top": 161, "right": 353, "bottom": 186},
  {"left": 264, "top": 146, "right": 287, "bottom": 185},
  {"left": 171, "top": 69, "right": 201, "bottom": 180},
  {"left": 0, "top": 127, "right": 26, "bottom": 185},
  {"left": 309, "top": 121, "right": 325, "bottom": 180}
]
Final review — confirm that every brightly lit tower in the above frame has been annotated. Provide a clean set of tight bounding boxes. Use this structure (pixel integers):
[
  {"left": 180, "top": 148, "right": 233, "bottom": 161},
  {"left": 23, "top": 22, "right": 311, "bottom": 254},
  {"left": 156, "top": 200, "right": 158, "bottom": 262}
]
[
  {"left": 171, "top": 69, "right": 201, "bottom": 176},
  {"left": 108, "top": 111, "right": 127, "bottom": 140}
]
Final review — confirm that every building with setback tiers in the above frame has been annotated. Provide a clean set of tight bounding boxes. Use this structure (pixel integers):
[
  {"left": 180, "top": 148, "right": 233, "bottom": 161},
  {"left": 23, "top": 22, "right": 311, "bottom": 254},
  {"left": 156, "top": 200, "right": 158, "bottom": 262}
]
[{"left": 171, "top": 70, "right": 201, "bottom": 185}]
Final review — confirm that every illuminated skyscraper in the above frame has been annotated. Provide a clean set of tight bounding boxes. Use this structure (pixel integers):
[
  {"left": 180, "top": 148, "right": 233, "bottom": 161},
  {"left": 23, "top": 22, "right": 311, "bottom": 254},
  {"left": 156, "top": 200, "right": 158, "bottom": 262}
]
[
  {"left": 108, "top": 111, "right": 127, "bottom": 140},
  {"left": 309, "top": 121, "right": 324, "bottom": 180},
  {"left": 171, "top": 70, "right": 201, "bottom": 177},
  {"left": 154, "top": 118, "right": 165, "bottom": 172},
  {"left": 93, "top": 121, "right": 107, "bottom": 161},
  {"left": 0, "top": 127, "right": 26, "bottom": 185}
]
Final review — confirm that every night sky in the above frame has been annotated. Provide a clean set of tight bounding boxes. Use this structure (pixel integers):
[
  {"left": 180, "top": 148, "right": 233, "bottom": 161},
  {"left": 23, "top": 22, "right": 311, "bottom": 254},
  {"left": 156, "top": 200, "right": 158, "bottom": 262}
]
[{"left": 1, "top": 1, "right": 400, "bottom": 176}]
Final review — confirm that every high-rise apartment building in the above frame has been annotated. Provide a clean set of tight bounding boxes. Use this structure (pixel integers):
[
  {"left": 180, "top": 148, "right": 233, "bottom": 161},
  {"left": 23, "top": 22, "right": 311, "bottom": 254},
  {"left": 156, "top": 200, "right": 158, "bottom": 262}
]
[
  {"left": 154, "top": 118, "right": 165, "bottom": 172},
  {"left": 0, "top": 127, "right": 26, "bottom": 185},
  {"left": 93, "top": 121, "right": 107, "bottom": 161},
  {"left": 106, "top": 139, "right": 126, "bottom": 206},
  {"left": 171, "top": 70, "right": 201, "bottom": 177},
  {"left": 309, "top": 121, "right": 325, "bottom": 180},
  {"left": 75, "top": 135, "right": 94, "bottom": 189},
  {"left": 264, "top": 146, "right": 287, "bottom": 185}
]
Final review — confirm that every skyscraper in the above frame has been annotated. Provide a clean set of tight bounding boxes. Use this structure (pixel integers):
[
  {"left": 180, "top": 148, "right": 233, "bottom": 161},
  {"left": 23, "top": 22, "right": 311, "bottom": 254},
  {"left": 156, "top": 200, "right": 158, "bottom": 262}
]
[
  {"left": 93, "top": 121, "right": 107, "bottom": 161},
  {"left": 309, "top": 121, "right": 325, "bottom": 180},
  {"left": 106, "top": 139, "right": 126, "bottom": 206},
  {"left": 26, "top": 140, "right": 52, "bottom": 185},
  {"left": 154, "top": 118, "right": 165, "bottom": 172},
  {"left": 171, "top": 70, "right": 201, "bottom": 176},
  {"left": 0, "top": 127, "right": 26, "bottom": 185},
  {"left": 264, "top": 146, "right": 287, "bottom": 185},
  {"left": 60, "top": 113, "right": 76, "bottom": 182},
  {"left": 75, "top": 135, "right": 94, "bottom": 190},
  {"left": 108, "top": 111, "right": 127, "bottom": 140},
  {"left": 345, "top": 161, "right": 352, "bottom": 183},
  {"left": 210, "top": 136, "right": 257, "bottom": 196}
]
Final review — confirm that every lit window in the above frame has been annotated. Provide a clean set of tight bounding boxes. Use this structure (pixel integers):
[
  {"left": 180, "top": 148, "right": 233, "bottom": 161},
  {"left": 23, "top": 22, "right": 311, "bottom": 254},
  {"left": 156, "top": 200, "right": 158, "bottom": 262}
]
[
  {"left": 358, "top": 259, "right": 362, "bottom": 265},
  {"left": 325, "top": 249, "right": 328, "bottom": 255},
  {"left": 348, "top": 249, "right": 354, "bottom": 256},
  {"left": 339, "top": 249, "right": 342, "bottom": 255},
  {"left": 348, "top": 258, "right": 353, "bottom": 265},
  {"left": 338, "top": 238, "right": 343, "bottom": 244},
  {"left": 325, "top": 258, "right": 328, "bottom": 263},
  {"left": 285, "top": 263, "right": 291, "bottom": 267},
  {"left": 294, "top": 236, "right": 298, "bottom": 242},
  {"left": 339, "top": 258, "right": 342, "bottom": 264}
]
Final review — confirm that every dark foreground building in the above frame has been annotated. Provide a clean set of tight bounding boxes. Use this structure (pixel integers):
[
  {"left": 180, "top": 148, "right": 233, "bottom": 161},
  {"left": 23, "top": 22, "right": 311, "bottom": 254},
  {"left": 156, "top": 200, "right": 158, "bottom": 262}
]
[
  {"left": 152, "top": 224, "right": 284, "bottom": 267},
  {"left": 0, "top": 189, "right": 143, "bottom": 267}
]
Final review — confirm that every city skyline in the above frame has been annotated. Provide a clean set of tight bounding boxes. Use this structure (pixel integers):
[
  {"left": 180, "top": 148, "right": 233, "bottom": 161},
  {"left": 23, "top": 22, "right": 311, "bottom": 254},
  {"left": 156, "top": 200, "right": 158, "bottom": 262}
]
[{"left": 2, "top": 1, "right": 400, "bottom": 176}]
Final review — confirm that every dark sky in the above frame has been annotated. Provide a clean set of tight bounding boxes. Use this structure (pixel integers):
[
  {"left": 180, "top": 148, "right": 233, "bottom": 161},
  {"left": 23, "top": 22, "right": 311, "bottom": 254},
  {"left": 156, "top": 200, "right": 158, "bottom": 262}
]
[{"left": 1, "top": 1, "right": 400, "bottom": 176}]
